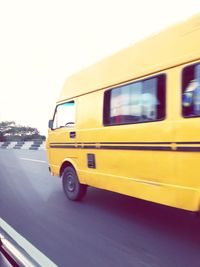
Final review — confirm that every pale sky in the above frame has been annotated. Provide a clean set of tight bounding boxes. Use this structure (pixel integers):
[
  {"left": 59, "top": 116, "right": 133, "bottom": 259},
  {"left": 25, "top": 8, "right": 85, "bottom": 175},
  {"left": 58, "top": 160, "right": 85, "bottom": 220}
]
[{"left": 0, "top": 0, "right": 200, "bottom": 135}]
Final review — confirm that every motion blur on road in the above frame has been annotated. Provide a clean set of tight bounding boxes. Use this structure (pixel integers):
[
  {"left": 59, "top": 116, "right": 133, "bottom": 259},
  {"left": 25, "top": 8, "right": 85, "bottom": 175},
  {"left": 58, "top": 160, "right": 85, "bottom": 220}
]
[{"left": 0, "top": 149, "right": 200, "bottom": 267}]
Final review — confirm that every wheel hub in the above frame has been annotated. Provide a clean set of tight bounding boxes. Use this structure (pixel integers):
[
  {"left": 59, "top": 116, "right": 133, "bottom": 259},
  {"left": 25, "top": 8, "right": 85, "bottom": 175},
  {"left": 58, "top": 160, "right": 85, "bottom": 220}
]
[{"left": 67, "top": 175, "right": 75, "bottom": 192}]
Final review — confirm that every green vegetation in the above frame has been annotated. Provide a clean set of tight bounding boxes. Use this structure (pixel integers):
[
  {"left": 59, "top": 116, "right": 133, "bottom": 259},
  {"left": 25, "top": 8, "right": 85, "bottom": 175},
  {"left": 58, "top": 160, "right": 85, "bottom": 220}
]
[{"left": 0, "top": 121, "right": 46, "bottom": 142}]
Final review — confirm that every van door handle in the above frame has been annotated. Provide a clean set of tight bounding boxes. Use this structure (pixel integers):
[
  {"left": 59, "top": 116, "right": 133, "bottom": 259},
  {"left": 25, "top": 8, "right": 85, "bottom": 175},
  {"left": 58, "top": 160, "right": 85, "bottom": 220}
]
[{"left": 70, "top": 131, "right": 76, "bottom": 138}]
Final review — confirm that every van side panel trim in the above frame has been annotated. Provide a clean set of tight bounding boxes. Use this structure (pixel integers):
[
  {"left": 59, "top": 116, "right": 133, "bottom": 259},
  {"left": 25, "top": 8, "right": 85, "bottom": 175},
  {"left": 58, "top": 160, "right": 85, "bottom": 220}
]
[{"left": 49, "top": 142, "right": 200, "bottom": 152}]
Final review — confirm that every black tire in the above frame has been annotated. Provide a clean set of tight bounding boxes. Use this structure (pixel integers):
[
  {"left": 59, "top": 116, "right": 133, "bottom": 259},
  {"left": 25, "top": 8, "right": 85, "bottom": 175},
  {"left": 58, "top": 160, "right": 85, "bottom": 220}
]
[{"left": 62, "top": 166, "right": 87, "bottom": 201}]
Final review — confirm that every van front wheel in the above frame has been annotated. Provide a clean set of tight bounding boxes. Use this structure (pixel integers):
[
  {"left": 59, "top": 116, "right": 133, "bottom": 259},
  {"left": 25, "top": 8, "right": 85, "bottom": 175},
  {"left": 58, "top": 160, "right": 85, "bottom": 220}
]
[{"left": 62, "top": 167, "right": 87, "bottom": 201}]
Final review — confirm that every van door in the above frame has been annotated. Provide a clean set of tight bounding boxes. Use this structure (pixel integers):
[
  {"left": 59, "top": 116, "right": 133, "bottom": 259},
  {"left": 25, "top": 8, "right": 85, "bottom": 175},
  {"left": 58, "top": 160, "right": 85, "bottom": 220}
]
[{"left": 47, "top": 101, "right": 77, "bottom": 176}]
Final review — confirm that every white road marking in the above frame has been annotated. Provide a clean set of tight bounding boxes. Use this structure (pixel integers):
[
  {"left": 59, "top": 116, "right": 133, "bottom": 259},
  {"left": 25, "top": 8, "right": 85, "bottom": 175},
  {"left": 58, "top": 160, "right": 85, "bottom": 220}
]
[
  {"left": 0, "top": 218, "right": 57, "bottom": 267},
  {"left": 19, "top": 158, "right": 47, "bottom": 163}
]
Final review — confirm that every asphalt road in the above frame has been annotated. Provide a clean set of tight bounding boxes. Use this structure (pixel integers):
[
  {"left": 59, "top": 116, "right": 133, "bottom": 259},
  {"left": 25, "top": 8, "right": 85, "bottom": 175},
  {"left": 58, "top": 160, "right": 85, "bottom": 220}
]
[{"left": 0, "top": 149, "right": 200, "bottom": 267}]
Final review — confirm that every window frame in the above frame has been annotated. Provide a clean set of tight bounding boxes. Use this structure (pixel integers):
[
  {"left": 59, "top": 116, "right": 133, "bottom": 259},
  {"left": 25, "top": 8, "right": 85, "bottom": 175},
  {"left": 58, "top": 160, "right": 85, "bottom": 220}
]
[
  {"left": 181, "top": 62, "right": 200, "bottom": 119},
  {"left": 52, "top": 100, "right": 76, "bottom": 130},
  {"left": 103, "top": 73, "right": 166, "bottom": 126}
]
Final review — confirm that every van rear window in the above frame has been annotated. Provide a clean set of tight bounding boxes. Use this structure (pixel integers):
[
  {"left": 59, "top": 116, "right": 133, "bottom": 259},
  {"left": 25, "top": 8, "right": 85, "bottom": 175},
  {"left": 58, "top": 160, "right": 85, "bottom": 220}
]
[
  {"left": 103, "top": 74, "right": 166, "bottom": 126},
  {"left": 182, "top": 63, "right": 200, "bottom": 118}
]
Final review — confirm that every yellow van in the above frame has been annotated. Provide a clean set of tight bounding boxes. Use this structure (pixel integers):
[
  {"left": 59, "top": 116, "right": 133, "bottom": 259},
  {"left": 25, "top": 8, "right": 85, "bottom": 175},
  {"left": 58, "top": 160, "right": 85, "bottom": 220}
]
[{"left": 46, "top": 14, "right": 200, "bottom": 212}]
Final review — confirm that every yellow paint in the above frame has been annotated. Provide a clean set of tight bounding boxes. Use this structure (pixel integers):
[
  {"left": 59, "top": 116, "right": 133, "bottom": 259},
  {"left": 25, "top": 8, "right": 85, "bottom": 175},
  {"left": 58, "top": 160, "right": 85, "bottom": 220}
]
[{"left": 47, "top": 14, "right": 200, "bottom": 212}]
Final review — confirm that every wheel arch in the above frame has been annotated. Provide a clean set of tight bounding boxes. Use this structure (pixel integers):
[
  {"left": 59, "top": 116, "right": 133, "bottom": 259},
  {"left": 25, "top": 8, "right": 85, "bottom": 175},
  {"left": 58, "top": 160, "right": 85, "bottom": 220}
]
[
  {"left": 59, "top": 160, "right": 76, "bottom": 178},
  {"left": 60, "top": 159, "right": 86, "bottom": 184}
]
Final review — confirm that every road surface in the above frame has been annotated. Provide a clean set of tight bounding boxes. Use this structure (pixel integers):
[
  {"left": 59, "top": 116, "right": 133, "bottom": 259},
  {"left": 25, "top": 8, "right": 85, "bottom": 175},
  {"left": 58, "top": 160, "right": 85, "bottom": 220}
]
[{"left": 0, "top": 149, "right": 200, "bottom": 267}]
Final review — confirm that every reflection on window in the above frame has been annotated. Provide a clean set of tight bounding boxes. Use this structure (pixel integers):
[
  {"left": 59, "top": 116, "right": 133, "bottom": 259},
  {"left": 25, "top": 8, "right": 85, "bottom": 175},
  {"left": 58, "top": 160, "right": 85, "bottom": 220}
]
[
  {"left": 104, "top": 75, "right": 165, "bottom": 125},
  {"left": 182, "top": 63, "right": 200, "bottom": 117},
  {"left": 53, "top": 101, "right": 75, "bottom": 129}
]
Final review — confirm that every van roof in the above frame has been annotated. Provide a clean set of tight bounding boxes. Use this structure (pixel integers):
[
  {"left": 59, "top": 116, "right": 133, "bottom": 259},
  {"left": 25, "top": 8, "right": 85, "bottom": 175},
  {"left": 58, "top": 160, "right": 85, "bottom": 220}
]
[{"left": 58, "top": 13, "right": 200, "bottom": 103}]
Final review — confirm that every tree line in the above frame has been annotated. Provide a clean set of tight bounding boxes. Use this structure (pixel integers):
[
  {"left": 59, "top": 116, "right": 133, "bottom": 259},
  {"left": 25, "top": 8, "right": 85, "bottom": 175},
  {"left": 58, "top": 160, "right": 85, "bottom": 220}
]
[{"left": 0, "top": 121, "right": 46, "bottom": 142}]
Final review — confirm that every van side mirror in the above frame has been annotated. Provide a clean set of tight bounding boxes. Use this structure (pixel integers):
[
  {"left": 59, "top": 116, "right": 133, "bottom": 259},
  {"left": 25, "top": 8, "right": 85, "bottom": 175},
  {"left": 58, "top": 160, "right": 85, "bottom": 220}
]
[{"left": 48, "top": 120, "right": 53, "bottom": 129}]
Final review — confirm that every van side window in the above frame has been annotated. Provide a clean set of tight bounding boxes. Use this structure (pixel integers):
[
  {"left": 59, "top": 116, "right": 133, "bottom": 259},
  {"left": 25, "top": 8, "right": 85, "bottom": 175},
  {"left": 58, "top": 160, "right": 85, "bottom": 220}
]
[
  {"left": 53, "top": 101, "right": 75, "bottom": 129},
  {"left": 182, "top": 63, "right": 200, "bottom": 117},
  {"left": 103, "top": 74, "right": 166, "bottom": 126}
]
